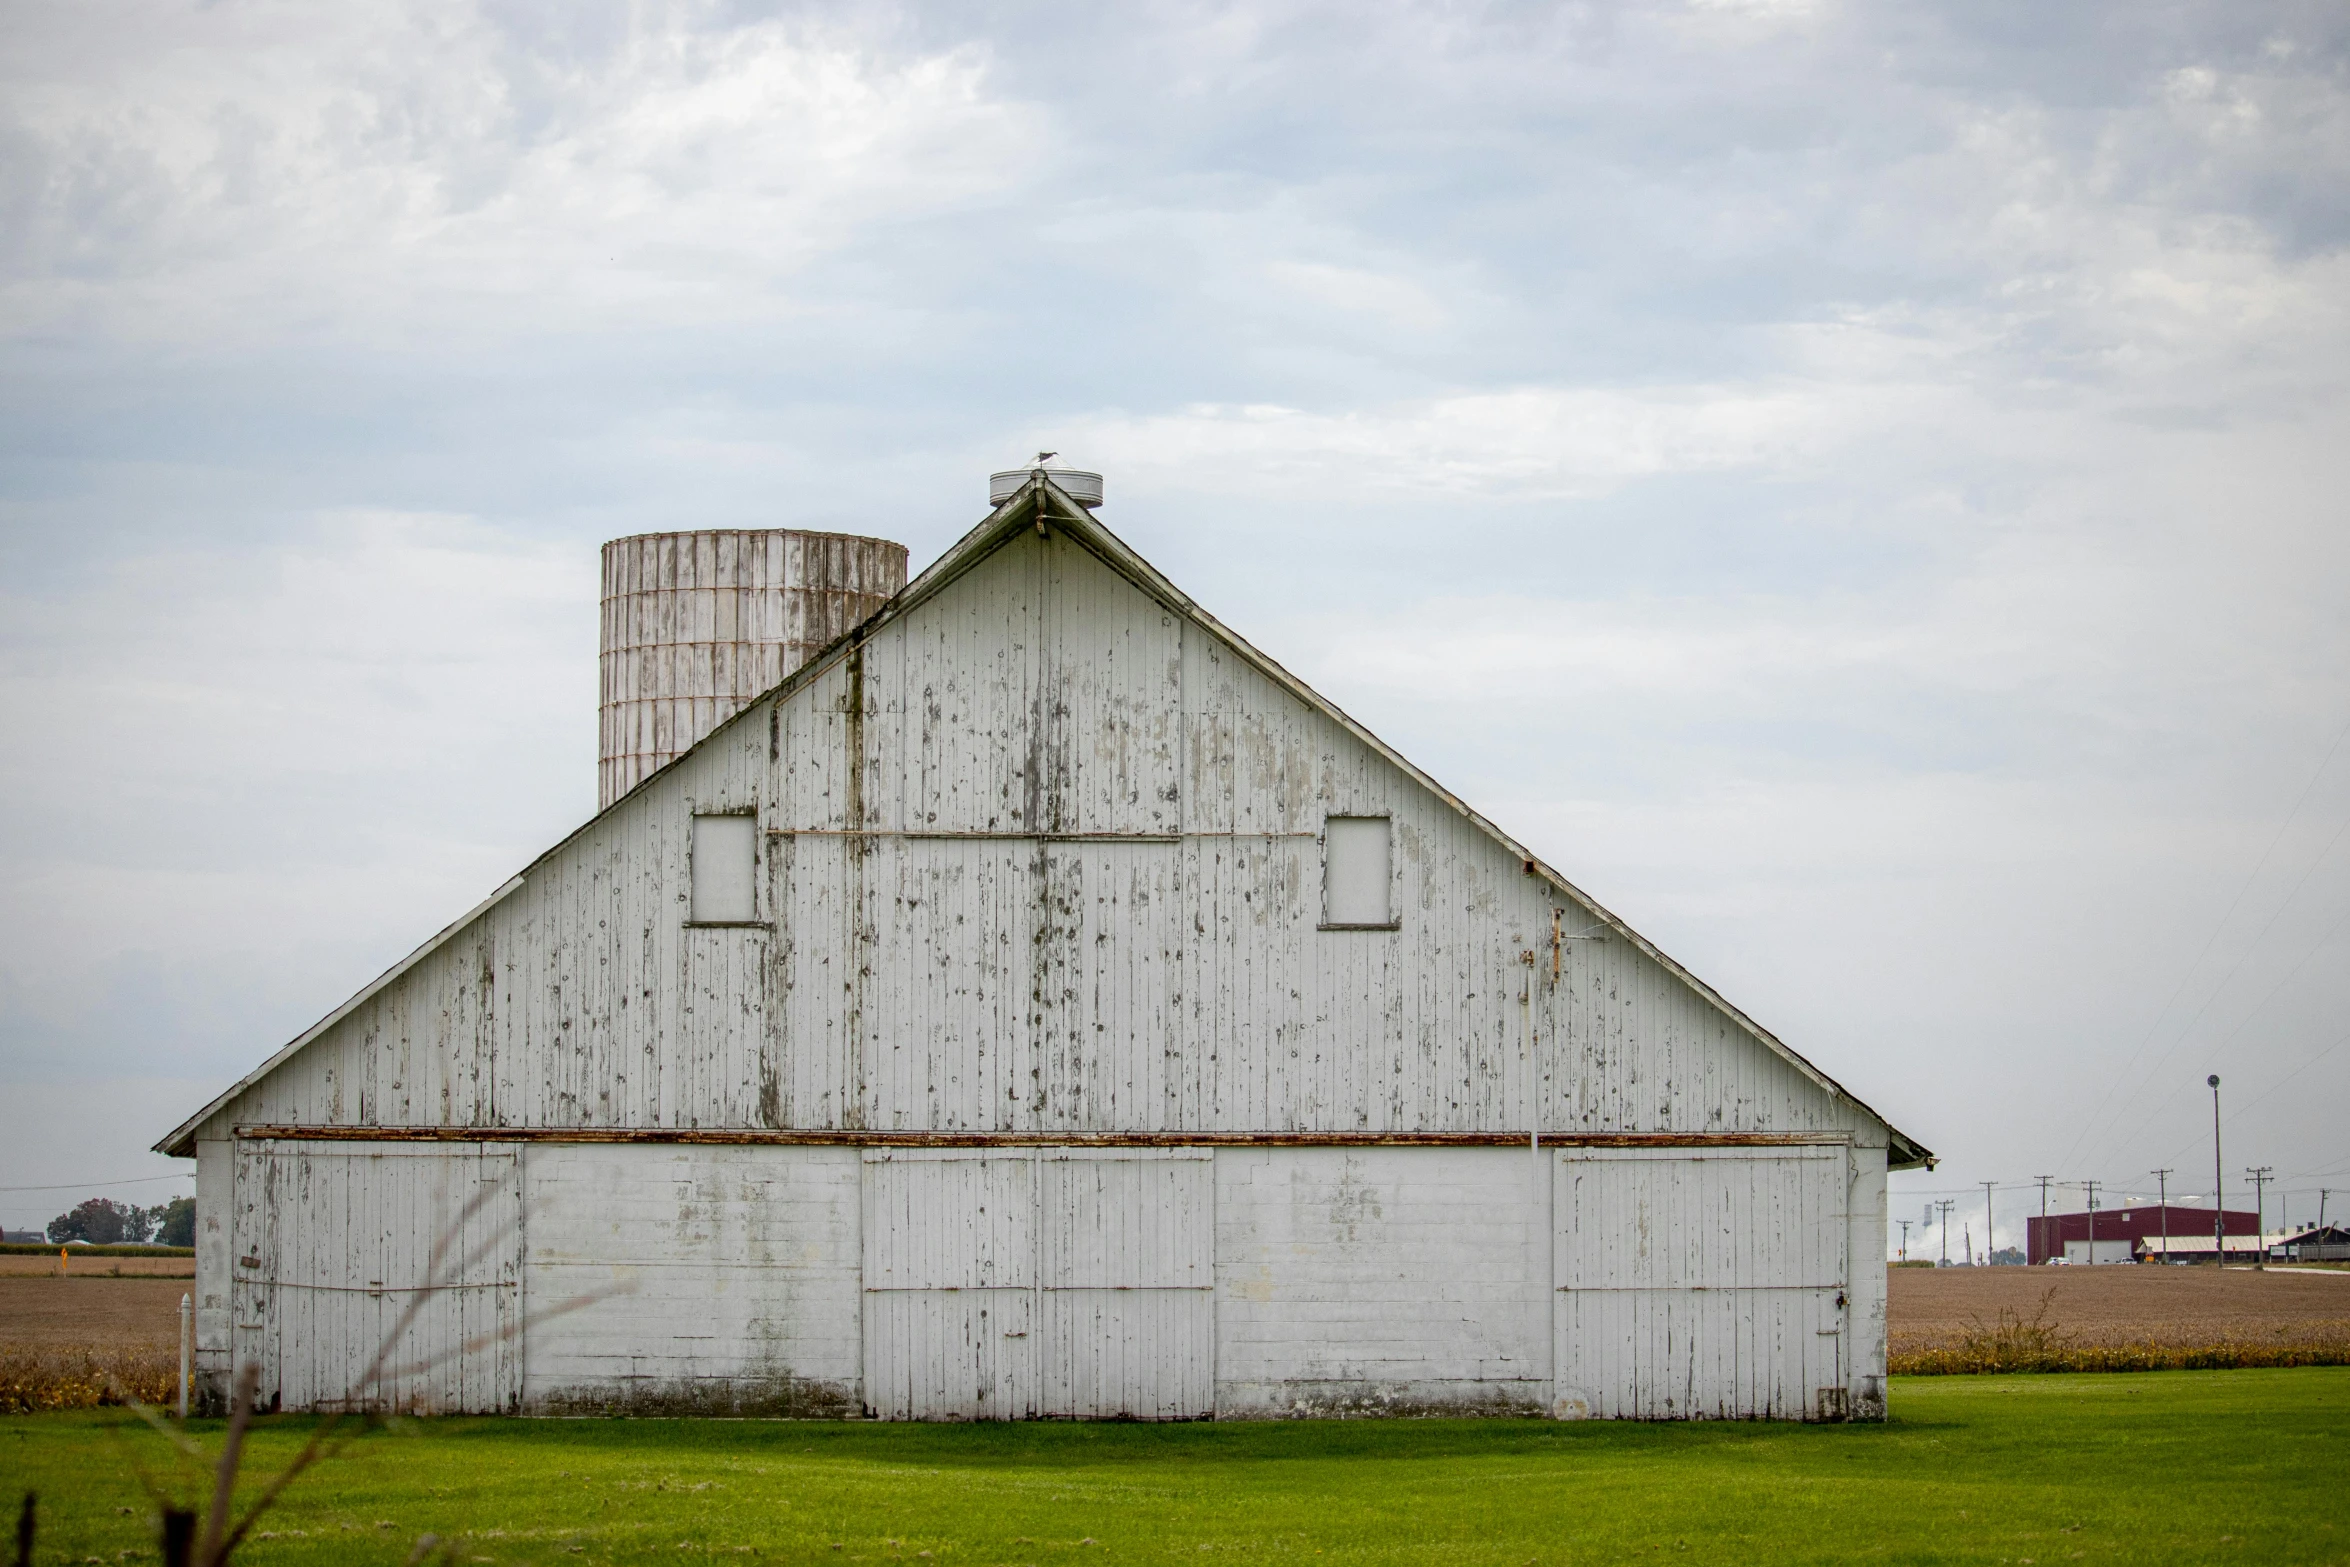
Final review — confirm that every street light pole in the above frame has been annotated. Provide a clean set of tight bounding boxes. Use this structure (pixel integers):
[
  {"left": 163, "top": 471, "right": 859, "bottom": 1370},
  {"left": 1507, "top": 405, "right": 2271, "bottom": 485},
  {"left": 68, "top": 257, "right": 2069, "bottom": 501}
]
[{"left": 2209, "top": 1074, "right": 2224, "bottom": 1266}]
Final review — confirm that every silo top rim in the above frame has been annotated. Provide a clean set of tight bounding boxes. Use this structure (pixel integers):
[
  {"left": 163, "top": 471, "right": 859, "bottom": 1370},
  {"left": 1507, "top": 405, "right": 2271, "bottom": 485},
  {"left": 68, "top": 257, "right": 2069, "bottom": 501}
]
[{"left": 601, "top": 527, "right": 910, "bottom": 551}]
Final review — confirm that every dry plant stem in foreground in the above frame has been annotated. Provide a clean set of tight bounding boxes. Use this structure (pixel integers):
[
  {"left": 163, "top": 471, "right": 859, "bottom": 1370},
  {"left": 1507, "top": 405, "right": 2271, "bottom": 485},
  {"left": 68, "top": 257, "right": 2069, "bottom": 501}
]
[{"left": 100, "top": 1183, "right": 618, "bottom": 1566}]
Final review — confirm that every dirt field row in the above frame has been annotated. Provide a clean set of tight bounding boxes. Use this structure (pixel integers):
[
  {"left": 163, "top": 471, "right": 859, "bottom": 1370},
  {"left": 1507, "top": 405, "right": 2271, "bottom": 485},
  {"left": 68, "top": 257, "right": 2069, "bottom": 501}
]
[
  {"left": 1888, "top": 1264, "right": 2350, "bottom": 1350},
  {"left": 7, "top": 1266, "right": 2346, "bottom": 1358},
  {"left": 0, "top": 1278, "right": 191, "bottom": 1349}
]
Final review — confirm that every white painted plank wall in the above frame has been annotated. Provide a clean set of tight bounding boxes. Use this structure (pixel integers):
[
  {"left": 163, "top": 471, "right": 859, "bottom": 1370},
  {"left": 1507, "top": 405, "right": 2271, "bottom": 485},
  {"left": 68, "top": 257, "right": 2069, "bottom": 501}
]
[
  {"left": 230, "top": 1142, "right": 519, "bottom": 1414},
  {"left": 193, "top": 1137, "right": 234, "bottom": 1385},
  {"left": 861, "top": 1148, "right": 1214, "bottom": 1420},
  {"left": 215, "top": 523, "right": 1871, "bottom": 1150},
  {"left": 1553, "top": 1147, "right": 1848, "bottom": 1420},
  {"left": 863, "top": 1151, "right": 1040, "bottom": 1419},
  {"left": 1215, "top": 1148, "right": 1549, "bottom": 1416},
  {"left": 1039, "top": 1150, "right": 1213, "bottom": 1419},
  {"left": 207, "top": 1134, "right": 1869, "bottom": 1419},
  {"left": 1846, "top": 1145, "right": 1890, "bottom": 1418},
  {"left": 520, "top": 1143, "right": 861, "bottom": 1415}
]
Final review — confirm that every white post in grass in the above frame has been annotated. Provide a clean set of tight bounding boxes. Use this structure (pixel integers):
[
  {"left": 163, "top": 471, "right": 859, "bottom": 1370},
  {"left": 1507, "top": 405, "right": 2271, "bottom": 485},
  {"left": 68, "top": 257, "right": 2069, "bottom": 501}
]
[{"left": 179, "top": 1292, "right": 192, "bottom": 1420}]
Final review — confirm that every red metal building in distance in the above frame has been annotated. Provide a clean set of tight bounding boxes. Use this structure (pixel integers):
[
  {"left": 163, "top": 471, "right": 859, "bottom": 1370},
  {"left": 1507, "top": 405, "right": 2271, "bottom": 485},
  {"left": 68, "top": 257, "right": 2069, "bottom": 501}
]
[{"left": 2026, "top": 1205, "right": 2259, "bottom": 1265}]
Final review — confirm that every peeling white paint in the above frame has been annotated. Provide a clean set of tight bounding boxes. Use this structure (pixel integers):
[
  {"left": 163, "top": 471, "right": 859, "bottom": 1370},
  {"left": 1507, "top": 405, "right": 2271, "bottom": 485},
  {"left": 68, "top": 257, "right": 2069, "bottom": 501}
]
[{"left": 173, "top": 481, "right": 1913, "bottom": 1421}]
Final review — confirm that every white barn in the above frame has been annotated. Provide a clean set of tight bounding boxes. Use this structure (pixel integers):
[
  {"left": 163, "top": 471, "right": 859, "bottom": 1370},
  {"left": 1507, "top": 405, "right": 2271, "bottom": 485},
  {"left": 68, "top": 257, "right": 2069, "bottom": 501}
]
[{"left": 158, "top": 471, "right": 1931, "bottom": 1423}]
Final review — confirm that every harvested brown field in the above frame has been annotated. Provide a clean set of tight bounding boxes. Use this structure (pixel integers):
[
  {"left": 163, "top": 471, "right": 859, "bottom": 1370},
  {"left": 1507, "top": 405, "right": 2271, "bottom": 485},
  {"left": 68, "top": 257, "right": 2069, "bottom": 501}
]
[
  {"left": 0, "top": 1277, "right": 190, "bottom": 1412},
  {"left": 0, "top": 1276, "right": 191, "bottom": 1349},
  {"left": 1890, "top": 1263, "right": 2350, "bottom": 1348},
  {"left": 1889, "top": 1264, "right": 2350, "bottom": 1373}
]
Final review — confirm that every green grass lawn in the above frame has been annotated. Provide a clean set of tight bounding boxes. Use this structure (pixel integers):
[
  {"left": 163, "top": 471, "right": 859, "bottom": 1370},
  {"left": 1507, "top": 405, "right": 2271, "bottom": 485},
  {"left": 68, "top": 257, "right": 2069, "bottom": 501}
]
[{"left": 5, "top": 1371, "right": 2344, "bottom": 1566}]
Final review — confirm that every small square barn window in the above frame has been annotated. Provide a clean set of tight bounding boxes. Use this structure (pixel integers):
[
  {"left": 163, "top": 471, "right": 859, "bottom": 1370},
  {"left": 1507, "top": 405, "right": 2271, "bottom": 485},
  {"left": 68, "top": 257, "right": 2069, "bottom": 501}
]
[
  {"left": 1321, "top": 815, "right": 1395, "bottom": 929},
  {"left": 690, "top": 813, "right": 759, "bottom": 924}
]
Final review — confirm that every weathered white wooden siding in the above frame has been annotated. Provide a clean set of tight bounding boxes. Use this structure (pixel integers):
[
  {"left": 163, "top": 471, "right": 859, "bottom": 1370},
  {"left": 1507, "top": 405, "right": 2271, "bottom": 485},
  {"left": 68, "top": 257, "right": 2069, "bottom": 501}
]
[
  {"left": 230, "top": 1141, "right": 519, "bottom": 1413},
  {"left": 863, "top": 1150, "right": 1040, "bottom": 1419},
  {"left": 862, "top": 1148, "right": 1214, "bottom": 1420},
  {"left": 520, "top": 1144, "right": 861, "bottom": 1415},
  {"left": 180, "top": 492, "right": 1911, "bottom": 1420},
  {"left": 1037, "top": 1149, "right": 1213, "bottom": 1419},
  {"left": 1553, "top": 1146, "right": 1849, "bottom": 1420},
  {"left": 193, "top": 1136, "right": 234, "bottom": 1388},
  {"left": 1215, "top": 1148, "right": 1549, "bottom": 1416},
  {"left": 215, "top": 522, "right": 1869, "bottom": 1146},
  {"left": 200, "top": 1133, "right": 1871, "bottom": 1420},
  {"left": 1846, "top": 1144, "right": 1889, "bottom": 1418}
]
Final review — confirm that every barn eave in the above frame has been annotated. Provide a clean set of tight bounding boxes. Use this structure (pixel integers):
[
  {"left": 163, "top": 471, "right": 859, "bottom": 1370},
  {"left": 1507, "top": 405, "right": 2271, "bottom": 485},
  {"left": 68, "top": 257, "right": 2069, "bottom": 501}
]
[{"left": 153, "top": 874, "right": 526, "bottom": 1158}]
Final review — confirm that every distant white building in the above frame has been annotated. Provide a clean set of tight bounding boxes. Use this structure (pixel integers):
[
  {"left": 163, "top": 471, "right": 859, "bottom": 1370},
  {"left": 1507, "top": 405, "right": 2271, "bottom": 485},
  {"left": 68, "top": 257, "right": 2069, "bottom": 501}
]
[
  {"left": 159, "top": 470, "right": 1931, "bottom": 1422},
  {"left": 2138, "top": 1229, "right": 2344, "bottom": 1264}
]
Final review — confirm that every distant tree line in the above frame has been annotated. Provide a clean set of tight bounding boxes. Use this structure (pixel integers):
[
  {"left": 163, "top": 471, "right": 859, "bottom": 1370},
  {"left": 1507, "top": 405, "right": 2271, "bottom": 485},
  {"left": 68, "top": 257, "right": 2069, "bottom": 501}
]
[{"left": 46, "top": 1194, "right": 194, "bottom": 1246}]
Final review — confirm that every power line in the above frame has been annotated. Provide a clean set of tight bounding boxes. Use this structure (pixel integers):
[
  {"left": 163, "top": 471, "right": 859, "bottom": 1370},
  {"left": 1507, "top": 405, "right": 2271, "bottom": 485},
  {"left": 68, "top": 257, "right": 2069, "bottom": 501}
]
[
  {"left": 0, "top": 1173, "right": 194, "bottom": 1193},
  {"left": 2199, "top": 892, "right": 2350, "bottom": 1057},
  {"left": 2149, "top": 1018, "right": 2350, "bottom": 1172},
  {"left": 2108, "top": 890, "right": 2350, "bottom": 1174},
  {"left": 2206, "top": 1022, "right": 2350, "bottom": 1135},
  {"left": 2075, "top": 790, "right": 2350, "bottom": 1179},
  {"left": 2059, "top": 711, "right": 2350, "bottom": 1176}
]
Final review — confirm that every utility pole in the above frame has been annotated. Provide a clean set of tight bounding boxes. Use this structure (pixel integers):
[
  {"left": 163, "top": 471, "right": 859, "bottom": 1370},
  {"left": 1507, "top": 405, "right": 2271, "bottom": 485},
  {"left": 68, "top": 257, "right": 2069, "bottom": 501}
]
[
  {"left": 2248, "top": 1166, "right": 2274, "bottom": 1270},
  {"left": 2152, "top": 1169, "right": 2173, "bottom": 1264},
  {"left": 2210, "top": 1075, "right": 2225, "bottom": 1265},
  {"left": 2034, "top": 1175, "right": 2053, "bottom": 1264},
  {"left": 1982, "top": 1181, "right": 1997, "bottom": 1266},
  {"left": 2322, "top": 1189, "right": 2332, "bottom": 1231},
  {"left": 1897, "top": 1218, "right": 1912, "bottom": 1263},
  {"left": 1936, "top": 1199, "right": 1954, "bottom": 1266},
  {"left": 2086, "top": 1179, "right": 2099, "bottom": 1266}
]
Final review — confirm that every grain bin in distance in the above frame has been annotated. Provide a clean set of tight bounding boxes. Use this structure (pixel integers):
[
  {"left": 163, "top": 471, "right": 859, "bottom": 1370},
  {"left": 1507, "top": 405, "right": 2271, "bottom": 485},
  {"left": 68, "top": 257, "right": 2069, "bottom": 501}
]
[{"left": 599, "top": 529, "right": 908, "bottom": 809}]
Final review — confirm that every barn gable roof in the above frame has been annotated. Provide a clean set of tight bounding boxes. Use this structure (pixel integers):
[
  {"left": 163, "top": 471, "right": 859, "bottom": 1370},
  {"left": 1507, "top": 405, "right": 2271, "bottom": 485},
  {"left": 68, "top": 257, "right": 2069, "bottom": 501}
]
[{"left": 159, "top": 474, "right": 1934, "bottom": 1169}]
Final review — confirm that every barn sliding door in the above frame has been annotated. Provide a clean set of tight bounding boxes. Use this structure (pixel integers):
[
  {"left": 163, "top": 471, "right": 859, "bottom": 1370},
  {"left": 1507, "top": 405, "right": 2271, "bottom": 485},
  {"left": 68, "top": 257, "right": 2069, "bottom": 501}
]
[
  {"left": 231, "top": 1140, "right": 521, "bottom": 1414},
  {"left": 862, "top": 1151, "right": 1039, "bottom": 1420},
  {"left": 861, "top": 1148, "right": 1213, "bottom": 1420},
  {"left": 1037, "top": 1150, "right": 1213, "bottom": 1418},
  {"left": 1553, "top": 1145, "right": 1848, "bottom": 1421}
]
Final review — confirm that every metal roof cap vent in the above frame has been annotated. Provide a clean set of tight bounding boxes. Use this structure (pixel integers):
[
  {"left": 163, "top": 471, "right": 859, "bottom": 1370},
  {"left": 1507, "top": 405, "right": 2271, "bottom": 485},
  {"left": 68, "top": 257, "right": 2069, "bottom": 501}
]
[{"left": 990, "top": 460, "right": 1103, "bottom": 509}]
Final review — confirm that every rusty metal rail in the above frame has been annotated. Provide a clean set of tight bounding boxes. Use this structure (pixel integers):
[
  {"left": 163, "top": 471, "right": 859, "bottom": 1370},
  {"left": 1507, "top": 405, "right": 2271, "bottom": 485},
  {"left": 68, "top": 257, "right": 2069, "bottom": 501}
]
[{"left": 234, "top": 1125, "right": 1850, "bottom": 1150}]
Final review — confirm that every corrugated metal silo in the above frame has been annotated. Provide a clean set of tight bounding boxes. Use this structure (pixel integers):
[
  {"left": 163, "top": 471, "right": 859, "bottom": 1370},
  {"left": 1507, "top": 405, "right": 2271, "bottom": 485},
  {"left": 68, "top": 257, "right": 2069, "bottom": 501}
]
[{"left": 599, "top": 529, "right": 907, "bottom": 808}]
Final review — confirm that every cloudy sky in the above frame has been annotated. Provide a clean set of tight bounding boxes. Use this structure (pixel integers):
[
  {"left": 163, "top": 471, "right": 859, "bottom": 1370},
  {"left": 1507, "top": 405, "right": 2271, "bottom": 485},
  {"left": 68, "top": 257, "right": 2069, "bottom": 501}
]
[{"left": 3, "top": 0, "right": 2345, "bottom": 1251}]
